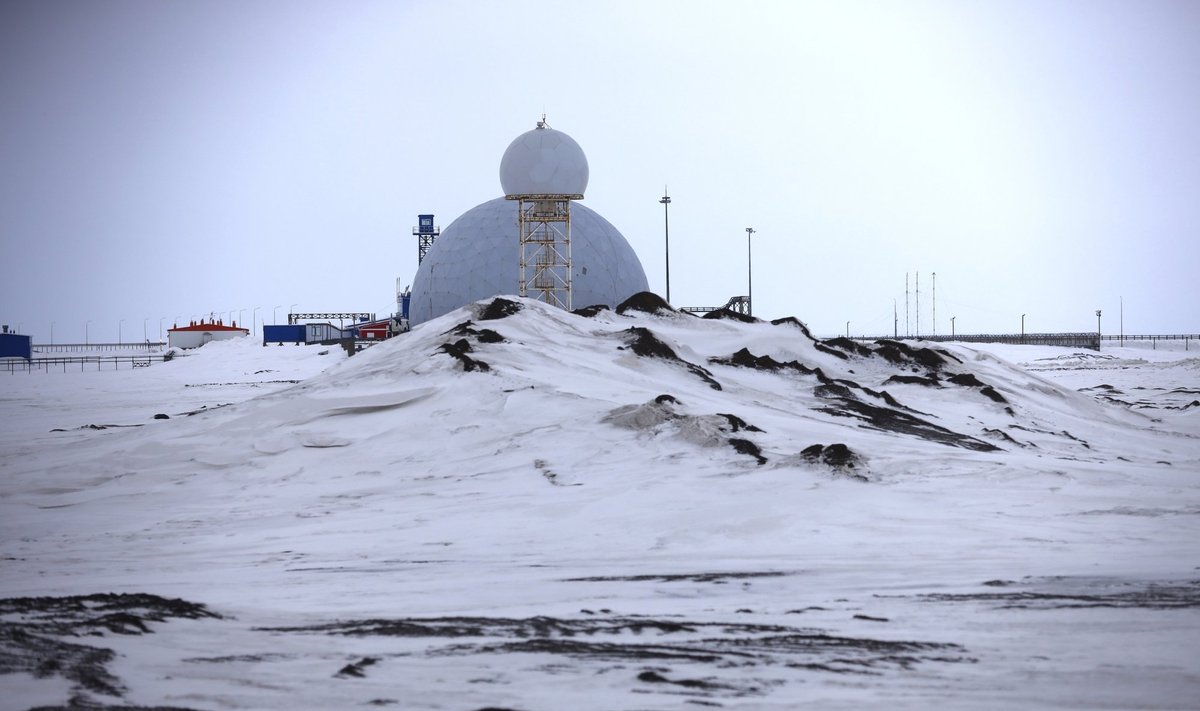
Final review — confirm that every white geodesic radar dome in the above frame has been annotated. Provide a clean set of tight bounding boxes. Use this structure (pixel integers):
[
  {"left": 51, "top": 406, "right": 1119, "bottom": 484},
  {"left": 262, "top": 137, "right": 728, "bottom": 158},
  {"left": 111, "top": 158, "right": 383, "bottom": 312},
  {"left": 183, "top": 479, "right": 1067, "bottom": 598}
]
[
  {"left": 499, "top": 124, "right": 589, "bottom": 197},
  {"left": 409, "top": 197, "right": 649, "bottom": 324}
]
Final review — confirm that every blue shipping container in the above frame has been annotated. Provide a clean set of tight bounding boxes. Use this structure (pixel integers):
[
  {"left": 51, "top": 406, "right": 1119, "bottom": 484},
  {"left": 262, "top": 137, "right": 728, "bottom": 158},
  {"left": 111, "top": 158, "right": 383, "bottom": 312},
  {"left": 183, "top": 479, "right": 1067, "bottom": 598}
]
[
  {"left": 0, "top": 333, "right": 32, "bottom": 359},
  {"left": 263, "top": 324, "right": 305, "bottom": 345}
]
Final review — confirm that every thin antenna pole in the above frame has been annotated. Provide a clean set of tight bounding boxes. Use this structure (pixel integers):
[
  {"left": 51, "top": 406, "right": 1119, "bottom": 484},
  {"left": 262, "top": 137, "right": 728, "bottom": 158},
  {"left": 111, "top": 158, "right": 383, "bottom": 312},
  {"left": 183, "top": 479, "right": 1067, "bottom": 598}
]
[
  {"left": 932, "top": 271, "right": 936, "bottom": 336},
  {"left": 660, "top": 187, "right": 671, "bottom": 304},
  {"left": 916, "top": 271, "right": 920, "bottom": 337},
  {"left": 905, "top": 273, "right": 910, "bottom": 337},
  {"left": 893, "top": 299, "right": 898, "bottom": 338},
  {"left": 745, "top": 227, "right": 755, "bottom": 317}
]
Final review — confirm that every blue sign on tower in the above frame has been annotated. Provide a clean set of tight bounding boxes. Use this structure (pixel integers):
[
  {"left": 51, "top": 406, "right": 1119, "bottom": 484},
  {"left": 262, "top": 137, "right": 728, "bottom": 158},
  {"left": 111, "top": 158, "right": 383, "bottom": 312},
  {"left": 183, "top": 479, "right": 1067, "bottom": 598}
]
[{"left": 418, "top": 214, "right": 435, "bottom": 235}]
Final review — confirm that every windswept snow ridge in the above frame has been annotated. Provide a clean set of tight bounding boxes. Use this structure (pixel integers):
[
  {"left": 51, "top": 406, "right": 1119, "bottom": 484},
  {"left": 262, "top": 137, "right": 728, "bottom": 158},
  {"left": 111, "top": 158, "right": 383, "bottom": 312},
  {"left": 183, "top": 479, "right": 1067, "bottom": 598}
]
[{"left": 2, "top": 295, "right": 1198, "bottom": 710}]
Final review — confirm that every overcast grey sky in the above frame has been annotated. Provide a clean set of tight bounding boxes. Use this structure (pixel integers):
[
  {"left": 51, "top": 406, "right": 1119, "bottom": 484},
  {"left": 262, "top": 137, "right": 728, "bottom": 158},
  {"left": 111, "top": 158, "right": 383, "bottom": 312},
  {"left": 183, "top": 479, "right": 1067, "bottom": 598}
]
[{"left": 2, "top": 0, "right": 1197, "bottom": 342}]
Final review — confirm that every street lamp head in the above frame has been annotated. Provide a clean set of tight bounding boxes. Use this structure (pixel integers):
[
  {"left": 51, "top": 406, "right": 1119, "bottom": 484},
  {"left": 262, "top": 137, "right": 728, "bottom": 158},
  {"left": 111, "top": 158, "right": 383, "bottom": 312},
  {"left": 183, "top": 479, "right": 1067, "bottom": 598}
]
[
  {"left": 745, "top": 227, "right": 755, "bottom": 236},
  {"left": 1095, "top": 309, "right": 1102, "bottom": 317}
]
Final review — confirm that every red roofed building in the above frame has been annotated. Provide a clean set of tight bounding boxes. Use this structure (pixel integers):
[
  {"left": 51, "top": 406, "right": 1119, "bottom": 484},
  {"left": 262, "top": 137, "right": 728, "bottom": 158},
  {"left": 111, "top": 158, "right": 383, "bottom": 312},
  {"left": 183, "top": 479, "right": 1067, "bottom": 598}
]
[{"left": 167, "top": 318, "right": 249, "bottom": 349}]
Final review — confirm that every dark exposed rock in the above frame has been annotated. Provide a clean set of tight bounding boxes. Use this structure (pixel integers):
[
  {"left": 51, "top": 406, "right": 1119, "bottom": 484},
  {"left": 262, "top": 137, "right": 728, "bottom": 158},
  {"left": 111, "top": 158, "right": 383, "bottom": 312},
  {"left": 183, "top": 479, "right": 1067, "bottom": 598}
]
[
  {"left": 979, "top": 386, "right": 1008, "bottom": 403},
  {"left": 709, "top": 348, "right": 816, "bottom": 375},
  {"left": 948, "top": 373, "right": 986, "bottom": 387},
  {"left": 815, "top": 383, "right": 999, "bottom": 452},
  {"left": 728, "top": 438, "right": 767, "bottom": 465},
  {"left": 444, "top": 321, "right": 505, "bottom": 344},
  {"left": 702, "top": 308, "right": 758, "bottom": 323},
  {"left": 438, "top": 339, "right": 491, "bottom": 372},
  {"left": 152, "top": 413, "right": 170, "bottom": 420},
  {"left": 572, "top": 304, "right": 610, "bottom": 318},
  {"left": 874, "top": 340, "right": 950, "bottom": 370},
  {"left": 885, "top": 374, "right": 940, "bottom": 387},
  {"left": 478, "top": 297, "right": 522, "bottom": 320},
  {"left": 1, "top": 594, "right": 220, "bottom": 707},
  {"left": 284, "top": 613, "right": 970, "bottom": 678},
  {"left": 822, "top": 337, "right": 873, "bottom": 357},
  {"left": 616, "top": 291, "right": 676, "bottom": 316},
  {"left": 637, "top": 669, "right": 727, "bottom": 690},
  {"left": 982, "top": 428, "right": 1022, "bottom": 446},
  {"left": 853, "top": 614, "right": 890, "bottom": 622},
  {"left": 563, "top": 571, "right": 791, "bottom": 583},
  {"left": 335, "top": 656, "right": 379, "bottom": 678},
  {"left": 814, "top": 342, "right": 850, "bottom": 360},
  {"left": 801, "top": 443, "right": 864, "bottom": 474},
  {"left": 622, "top": 328, "right": 722, "bottom": 391},
  {"left": 911, "top": 578, "right": 1200, "bottom": 610},
  {"left": 770, "top": 316, "right": 817, "bottom": 341},
  {"left": 654, "top": 394, "right": 679, "bottom": 404},
  {"left": 820, "top": 443, "right": 858, "bottom": 468},
  {"left": 718, "top": 413, "right": 763, "bottom": 433}
]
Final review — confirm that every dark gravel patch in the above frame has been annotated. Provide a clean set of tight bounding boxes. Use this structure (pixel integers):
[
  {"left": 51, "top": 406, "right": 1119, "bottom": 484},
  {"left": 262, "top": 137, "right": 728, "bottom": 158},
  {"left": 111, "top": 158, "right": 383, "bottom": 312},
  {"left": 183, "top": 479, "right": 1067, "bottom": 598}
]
[
  {"left": 907, "top": 578, "right": 1200, "bottom": 610},
  {"left": 438, "top": 339, "right": 490, "bottom": 372},
  {"left": 443, "top": 320, "right": 505, "bottom": 344},
  {"left": 709, "top": 348, "right": 816, "bottom": 375},
  {"left": 621, "top": 327, "right": 722, "bottom": 391},
  {"left": 479, "top": 297, "right": 522, "bottom": 320},
  {"left": 702, "top": 308, "right": 758, "bottom": 323},
  {"left": 571, "top": 304, "right": 610, "bottom": 318},
  {"left": 616, "top": 291, "right": 676, "bottom": 316},
  {"left": 1, "top": 593, "right": 219, "bottom": 709}
]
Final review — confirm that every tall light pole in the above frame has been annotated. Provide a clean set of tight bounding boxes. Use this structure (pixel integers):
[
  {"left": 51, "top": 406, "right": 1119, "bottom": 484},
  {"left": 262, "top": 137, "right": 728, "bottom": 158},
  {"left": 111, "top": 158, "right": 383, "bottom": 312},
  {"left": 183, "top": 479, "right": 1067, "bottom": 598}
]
[
  {"left": 1095, "top": 309, "right": 1102, "bottom": 349},
  {"left": 159, "top": 317, "right": 165, "bottom": 343},
  {"left": 119, "top": 319, "right": 125, "bottom": 345},
  {"left": 143, "top": 317, "right": 148, "bottom": 344},
  {"left": 289, "top": 303, "right": 298, "bottom": 324},
  {"left": 238, "top": 308, "right": 246, "bottom": 329},
  {"left": 846, "top": 320, "right": 850, "bottom": 339},
  {"left": 51, "top": 321, "right": 55, "bottom": 345},
  {"left": 745, "top": 227, "right": 755, "bottom": 317},
  {"left": 951, "top": 316, "right": 956, "bottom": 338},
  {"left": 659, "top": 188, "right": 671, "bottom": 304},
  {"left": 85, "top": 320, "right": 91, "bottom": 346},
  {"left": 1021, "top": 314, "right": 1026, "bottom": 344}
]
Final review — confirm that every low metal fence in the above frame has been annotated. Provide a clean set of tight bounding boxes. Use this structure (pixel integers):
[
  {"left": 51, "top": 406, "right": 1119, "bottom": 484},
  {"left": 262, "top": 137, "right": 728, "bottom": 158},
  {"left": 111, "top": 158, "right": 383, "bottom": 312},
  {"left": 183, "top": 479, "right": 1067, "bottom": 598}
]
[
  {"left": 4, "top": 354, "right": 174, "bottom": 373},
  {"left": 849, "top": 333, "right": 1195, "bottom": 351}
]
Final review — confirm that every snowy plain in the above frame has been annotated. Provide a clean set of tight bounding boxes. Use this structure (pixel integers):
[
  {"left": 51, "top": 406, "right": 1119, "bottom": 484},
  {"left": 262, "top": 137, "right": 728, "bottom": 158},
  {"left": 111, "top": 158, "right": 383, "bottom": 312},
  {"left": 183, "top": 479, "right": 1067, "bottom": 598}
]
[{"left": 1, "top": 296, "right": 1198, "bottom": 710}]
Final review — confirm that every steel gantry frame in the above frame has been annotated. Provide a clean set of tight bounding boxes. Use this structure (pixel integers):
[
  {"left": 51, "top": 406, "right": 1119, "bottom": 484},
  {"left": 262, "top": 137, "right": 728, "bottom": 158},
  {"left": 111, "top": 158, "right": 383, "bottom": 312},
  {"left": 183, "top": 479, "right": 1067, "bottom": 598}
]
[{"left": 510, "top": 195, "right": 575, "bottom": 311}]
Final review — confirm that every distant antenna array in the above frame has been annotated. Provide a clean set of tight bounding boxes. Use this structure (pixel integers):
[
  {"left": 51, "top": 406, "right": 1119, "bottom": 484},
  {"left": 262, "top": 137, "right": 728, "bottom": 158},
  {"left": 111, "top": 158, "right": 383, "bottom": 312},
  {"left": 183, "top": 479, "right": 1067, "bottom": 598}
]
[{"left": 904, "top": 270, "right": 938, "bottom": 338}]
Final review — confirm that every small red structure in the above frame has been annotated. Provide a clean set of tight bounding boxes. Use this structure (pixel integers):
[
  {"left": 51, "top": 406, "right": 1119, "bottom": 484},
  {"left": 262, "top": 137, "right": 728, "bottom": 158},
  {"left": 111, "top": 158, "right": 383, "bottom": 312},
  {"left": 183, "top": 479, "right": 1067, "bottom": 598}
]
[{"left": 355, "top": 318, "right": 392, "bottom": 340}]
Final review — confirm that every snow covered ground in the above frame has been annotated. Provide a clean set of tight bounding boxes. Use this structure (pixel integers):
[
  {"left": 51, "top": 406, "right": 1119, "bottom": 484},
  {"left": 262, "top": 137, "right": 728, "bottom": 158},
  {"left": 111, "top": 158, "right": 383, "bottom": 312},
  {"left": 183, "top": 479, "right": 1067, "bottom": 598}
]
[{"left": 2, "top": 295, "right": 1198, "bottom": 710}]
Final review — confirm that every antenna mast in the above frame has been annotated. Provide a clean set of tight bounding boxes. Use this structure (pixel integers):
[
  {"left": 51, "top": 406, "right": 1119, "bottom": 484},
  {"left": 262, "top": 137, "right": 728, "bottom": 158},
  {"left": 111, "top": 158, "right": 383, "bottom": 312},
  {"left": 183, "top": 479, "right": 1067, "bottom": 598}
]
[{"left": 916, "top": 271, "right": 920, "bottom": 337}]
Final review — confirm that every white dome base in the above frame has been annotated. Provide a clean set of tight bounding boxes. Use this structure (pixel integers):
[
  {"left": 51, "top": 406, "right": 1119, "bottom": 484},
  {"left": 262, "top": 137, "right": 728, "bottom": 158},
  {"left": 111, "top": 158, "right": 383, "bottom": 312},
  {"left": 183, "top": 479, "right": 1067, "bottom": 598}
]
[{"left": 410, "top": 197, "right": 649, "bottom": 325}]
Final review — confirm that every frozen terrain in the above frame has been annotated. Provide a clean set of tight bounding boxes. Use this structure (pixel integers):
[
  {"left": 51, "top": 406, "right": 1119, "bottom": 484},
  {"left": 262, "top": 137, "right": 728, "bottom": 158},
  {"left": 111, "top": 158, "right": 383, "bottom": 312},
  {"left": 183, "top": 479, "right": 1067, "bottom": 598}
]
[{"left": 1, "top": 294, "right": 1198, "bottom": 710}]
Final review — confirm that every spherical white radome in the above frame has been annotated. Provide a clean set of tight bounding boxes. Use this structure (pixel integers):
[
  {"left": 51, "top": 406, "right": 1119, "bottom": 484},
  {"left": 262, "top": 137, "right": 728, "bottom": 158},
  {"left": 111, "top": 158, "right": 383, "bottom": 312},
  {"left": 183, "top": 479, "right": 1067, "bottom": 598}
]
[
  {"left": 410, "top": 197, "right": 648, "bottom": 325},
  {"left": 499, "top": 126, "right": 589, "bottom": 197}
]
